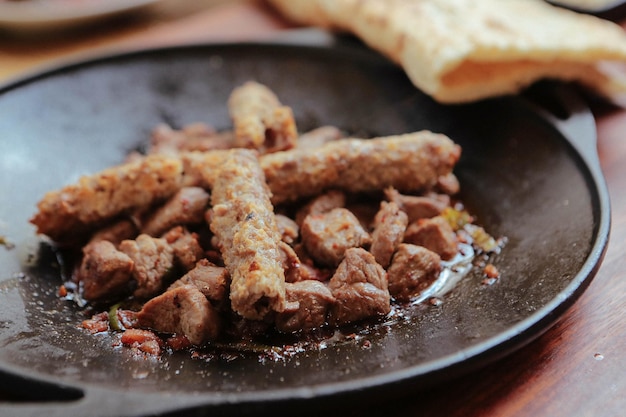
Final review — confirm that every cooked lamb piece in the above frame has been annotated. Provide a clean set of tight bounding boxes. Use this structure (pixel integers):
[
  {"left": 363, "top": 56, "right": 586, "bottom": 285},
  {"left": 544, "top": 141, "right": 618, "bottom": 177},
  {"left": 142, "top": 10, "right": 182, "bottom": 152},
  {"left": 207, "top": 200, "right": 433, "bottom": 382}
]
[
  {"left": 77, "top": 240, "right": 134, "bottom": 301},
  {"left": 162, "top": 226, "right": 206, "bottom": 272},
  {"left": 327, "top": 247, "right": 391, "bottom": 326},
  {"left": 119, "top": 234, "right": 175, "bottom": 299},
  {"left": 436, "top": 172, "right": 460, "bottom": 195},
  {"left": 168, "top": 258, "right": 229, "bottom": 308},
  {"left": 387, "top": 244, "right": 442, "bottom": 301},
  {"left": 295, "top": 190, "right": 346, "bottom": 226},
  {"left": 293, "top": 243, "right": 333, "bottom": 282},
  {"left": 151, "top": 123, "right": 191, "bottom": 154},
  {"left": 295, "top": 125, "right": 344, "bottom": 149},
  {"left": 136, "top": 284, "right": 220, "bottom": 345},
  {"left": 404, "top": 216, "right": 458, "bottom": 261},
  {"left": 210, "top": 149, "right": 286, "bottom": 320},
  {"left": 228, "top": 81, "right": 297, "bottom": 153},
  {"left": 30, "top": 154, "right": 183, "bottom": 243},
  {"left": 260, "top": 131, "right": 461, "bottom": 204},
  {"left": 299, "top": 262, "right": 332, "bottom": 282},
  {"left": 141, "top": 187, "right": 210, "bottom": 237},
  {"left": 278, "top": 241, "right": 305, "bottom": 283},
  {"left": 87, "top": 218, "right": 138, "bottom": 246},
  {"left": 384, "top": 187, "right": 450, "bottom": 222},
  {"left": 275, "top": 213, "right": 299, "bottom": 244},
  {"left": 345, "top": 200, "right": 380, "bottom": 230},
  {"left": 150, "top": 123, "right": 236, "bottom": 155},
  {"left": 301, "top": 207, "right": 372, "bottom": 267},
  {"left": 275, "top": 280, "right": 335, "bottom": 333},
  {"left": 179, "top": 150, "right": 231, "bottom": 189},
  {"left": 370, "top": 201, "right": 409, "bottom": 268}
]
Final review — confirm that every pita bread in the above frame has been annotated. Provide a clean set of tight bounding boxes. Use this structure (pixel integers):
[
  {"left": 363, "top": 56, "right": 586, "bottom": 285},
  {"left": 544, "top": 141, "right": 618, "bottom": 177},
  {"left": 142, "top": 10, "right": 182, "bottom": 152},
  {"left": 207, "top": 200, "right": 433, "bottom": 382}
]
[{"left": 268, "top": 0, "right": 626, "bottom": 105}]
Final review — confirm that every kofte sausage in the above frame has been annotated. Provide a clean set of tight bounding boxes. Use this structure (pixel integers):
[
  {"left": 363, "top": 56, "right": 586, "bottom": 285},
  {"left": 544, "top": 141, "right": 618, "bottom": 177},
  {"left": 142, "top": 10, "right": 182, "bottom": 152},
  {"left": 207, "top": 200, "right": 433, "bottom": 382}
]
[
  {"left": 228, "top": 81, "right": 297, "bottom": 153},
  {"left": 30, "top": 155, "right": 183, "bottom": 243},
  {"left": 260, "top": 131, "right": 461, "bottom": 204},
  {"left": 209, "top": 149, "right": 287, "bottom": 320}
]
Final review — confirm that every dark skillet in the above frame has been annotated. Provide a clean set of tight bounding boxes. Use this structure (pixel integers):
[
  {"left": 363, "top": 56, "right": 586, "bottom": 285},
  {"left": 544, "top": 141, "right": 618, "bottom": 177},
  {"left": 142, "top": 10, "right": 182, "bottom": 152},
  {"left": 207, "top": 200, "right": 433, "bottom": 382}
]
[
  {"left": 0, "top": 38, "right": 610, "bottom": 417},
  {"left": 545, "top": 0, "right": 626, "bottom": 19}
]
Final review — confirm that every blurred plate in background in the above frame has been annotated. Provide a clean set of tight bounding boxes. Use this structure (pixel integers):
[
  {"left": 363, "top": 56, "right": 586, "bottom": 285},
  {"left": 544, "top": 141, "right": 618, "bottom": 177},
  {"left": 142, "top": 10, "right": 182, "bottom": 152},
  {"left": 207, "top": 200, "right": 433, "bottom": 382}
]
[{"left": 0, "top": 0, "right": 161, "bottom": 33}]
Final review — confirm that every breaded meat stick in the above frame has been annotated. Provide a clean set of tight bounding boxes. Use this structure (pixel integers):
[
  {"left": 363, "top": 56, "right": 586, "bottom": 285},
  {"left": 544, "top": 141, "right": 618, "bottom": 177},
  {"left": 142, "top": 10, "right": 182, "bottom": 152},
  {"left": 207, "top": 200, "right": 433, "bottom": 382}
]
[
  {"left": 228, "top": 81, "right": 297, "bottom": 153},
  {"left": 261, "top": 131, "right": 461, "bottom": 204},
  {"left": 209, "top": 149, "right": 286, "bottom": 320},
  {"left": 31, "top": 155, "right": 183, "bottom": 243}
]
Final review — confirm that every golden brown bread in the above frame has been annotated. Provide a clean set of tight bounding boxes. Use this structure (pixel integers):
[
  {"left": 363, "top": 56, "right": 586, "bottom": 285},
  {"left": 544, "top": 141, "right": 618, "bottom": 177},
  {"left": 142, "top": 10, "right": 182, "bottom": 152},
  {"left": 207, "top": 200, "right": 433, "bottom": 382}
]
[{"left": 268, "top": 0, "right": 626, "bottom": 105}]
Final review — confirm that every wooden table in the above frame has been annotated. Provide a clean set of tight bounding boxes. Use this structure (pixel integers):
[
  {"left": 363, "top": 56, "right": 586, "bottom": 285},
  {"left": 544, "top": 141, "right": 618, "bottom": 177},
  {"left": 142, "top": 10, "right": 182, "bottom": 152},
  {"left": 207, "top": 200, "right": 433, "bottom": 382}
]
[{"left": 1, "top": 1, "right": 625, "bottom": 416}]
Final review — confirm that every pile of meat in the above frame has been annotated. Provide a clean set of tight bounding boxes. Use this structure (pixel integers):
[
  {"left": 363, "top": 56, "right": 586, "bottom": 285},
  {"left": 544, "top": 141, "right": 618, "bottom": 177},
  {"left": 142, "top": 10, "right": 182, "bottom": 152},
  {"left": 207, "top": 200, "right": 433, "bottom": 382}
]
[{"left": 30, "top": 81, "right": 491, "bottom": 356}]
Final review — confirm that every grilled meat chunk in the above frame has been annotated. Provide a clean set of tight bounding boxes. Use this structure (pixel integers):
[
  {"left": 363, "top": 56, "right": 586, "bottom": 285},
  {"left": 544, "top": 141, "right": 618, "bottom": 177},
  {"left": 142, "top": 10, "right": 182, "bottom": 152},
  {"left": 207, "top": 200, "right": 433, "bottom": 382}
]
[
  {"left": 404, "top": 216, "right": 458, "bottom": 261},
  {"left": 301, "top": 208, "right": 372, "bottom": 267},
  {"left": 384, "top": 187, "right": 450, "bottom": 222},
  {"left": 328, "top": 248, "right": 390, "bottom": 325},
  {"left": 369, "top": 201, "right": 409, "bottom": 268},
  {"left": 77, "top": 240, "right": 134, "bottom": 301},
  {"left": 387, "top": 244, "right": 442, "bottom": 301},
  {"left": 87, "top": 218, "right": 138, "bottom": 246},
  {"left": 275, "top": 280, "right": 335, "bottom": 333},
  {"left": 141, "top": 187, "right": 210, "bottom": 237},
  {"left": 295, "top": 190, "right": 346, "bottom": 226},
  {"left": 179, "top": 150, "right": 231, "bottom": 189},
  {"left": 119, "top": 234, "right": 175, "bottom": 299},
  {"left": 295, "top": 125, "right": 344, "bottom": 149},
  {"left": 149, "top": 123, "right": 236, "bottom": 155},
  {"left": 136, "top": 284, "right": 220, "bottom": 345},
  {"left": 168, "top": 258, "right": 229, "bottom": 308},
  {"left": 162, "top": 226, "right": 206, "bottom": 272},
  {"left": 275, "top": 213, "right": 299, "bottom": 244}
]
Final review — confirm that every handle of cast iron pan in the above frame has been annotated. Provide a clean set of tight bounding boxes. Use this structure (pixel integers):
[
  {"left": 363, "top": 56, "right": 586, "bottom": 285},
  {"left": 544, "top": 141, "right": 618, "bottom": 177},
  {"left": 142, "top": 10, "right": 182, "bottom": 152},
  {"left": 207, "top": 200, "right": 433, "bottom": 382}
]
[
  {"left": 520, "top": 82, "right": 611, "bottom": 277},
  {"left": 530, "top": 84, "right": 602, "bottom": 168},
  {"left": 522, "top": 82, "right": 611, "bottom": 212},
  {"left": 0, "top": 383, "right": 217, "bottom": 417}
]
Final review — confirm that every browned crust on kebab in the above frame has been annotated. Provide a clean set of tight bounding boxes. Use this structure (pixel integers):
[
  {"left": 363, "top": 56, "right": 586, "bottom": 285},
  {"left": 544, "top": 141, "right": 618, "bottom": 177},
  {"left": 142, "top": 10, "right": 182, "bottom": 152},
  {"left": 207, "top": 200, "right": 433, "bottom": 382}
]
[
  {"left": 179, "top": 150, "right": 230, "bottom": 189},
  {"left": 30, "top": 155, "right": 183, "bottom": 243},
  {"left": 260, "top": 131, "right": 461, "bottom": 204},
  {"left": 228, "top": 81, "right": 297, "bottom": 152},
  {"left": 209, "top": 149, "right": 286, "bottom": 320}
]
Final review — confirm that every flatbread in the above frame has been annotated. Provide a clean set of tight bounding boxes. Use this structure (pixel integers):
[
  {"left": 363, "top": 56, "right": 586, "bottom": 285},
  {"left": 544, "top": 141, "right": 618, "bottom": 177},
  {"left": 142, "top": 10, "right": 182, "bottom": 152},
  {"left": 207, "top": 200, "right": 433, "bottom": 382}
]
[{"left": 268, "top": 0, "right": 626, "bottom": 105}]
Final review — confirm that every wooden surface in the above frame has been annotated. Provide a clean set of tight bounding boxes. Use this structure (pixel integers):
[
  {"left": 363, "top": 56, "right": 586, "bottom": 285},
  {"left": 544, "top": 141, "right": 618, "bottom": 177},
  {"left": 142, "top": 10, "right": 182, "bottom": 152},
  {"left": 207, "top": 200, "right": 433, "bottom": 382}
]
[{"left": 1, "top": 1, "right": 626, "bottom": 416}]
